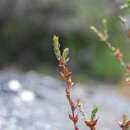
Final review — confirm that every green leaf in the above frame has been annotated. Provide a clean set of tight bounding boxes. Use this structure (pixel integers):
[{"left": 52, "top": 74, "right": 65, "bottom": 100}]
[
  {"left": 123, "top": 113, "right": 127, "bottom": 125},
  {"left": 127, "top": 0, "right": 130, "bottom": 8},
  {"left": 53, "top": 35, "right": 60, "bottom": 48},
  {"left": 102, "top": 18, "right": 108, "bottom": 39},
  {"left": 91, "top": 104, "right": 98, "bottom": 121},
  {"left": 54, "top": 48, "right": 61, "bottom": 60},
  {"left": 53, "top": 35, "right": 61, "bottom": 60},
  {"left": 62, "top": 48, "right": 69, "bottom": 64}
]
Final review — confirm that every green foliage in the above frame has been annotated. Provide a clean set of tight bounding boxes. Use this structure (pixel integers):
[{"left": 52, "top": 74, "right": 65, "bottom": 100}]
[
  {"left": 127, "top": 0, "right": 130, "bottom": 5},
  {"left": 90, "top": 19, "right": 108, "bottom": 42},
  {"left": 91, "top": 104, "right": 98, "bottom": 121},
  {"left": 120, "top": 0, "right": 130, "bottom": 9},
  {"left": 123, "top": 114, "right": 127, "bottom": 125},
  {"left": 53, "top": 35, "right": 61, "bottom": 61},
  {"left": 91, "top": 48, "right": 124, "bottom": 81},
  {"left": 102, "top": 18, "right": 108, "bottom": 39},
  {"left": 62, "top": 48, "right": 69, "bottom": 64}
]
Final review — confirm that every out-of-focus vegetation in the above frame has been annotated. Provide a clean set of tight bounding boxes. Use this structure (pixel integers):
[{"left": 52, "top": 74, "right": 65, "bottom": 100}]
[{"left": 0, "top": 0, "right": 129, "bottom": 81}]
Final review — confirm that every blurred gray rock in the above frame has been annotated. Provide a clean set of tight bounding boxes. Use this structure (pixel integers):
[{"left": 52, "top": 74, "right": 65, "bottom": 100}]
[{"left": 0, "top": 71, "right": 129, "bottom": 130}]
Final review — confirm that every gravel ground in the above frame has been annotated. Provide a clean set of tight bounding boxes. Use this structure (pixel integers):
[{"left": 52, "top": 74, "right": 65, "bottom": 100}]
[{"left": 0, "top": 71, "right": 129, "bottom": 130}]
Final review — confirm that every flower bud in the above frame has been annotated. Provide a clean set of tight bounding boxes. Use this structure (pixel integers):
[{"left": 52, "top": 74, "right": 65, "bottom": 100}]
[
  {"left": 67, "top": 76, "right": 72, "bottom": 86},
  {"left": 74, "top": 114, "right": 78, "bottom": 124},
  {"left": 85, "top": 119, "right": 91, "bottom": 127},
  {"left": 85, "top": 119, "right": 97, "bottom": 130},
  {"left": 70, "top": 99, "right": 75, "bottom": 111},
  {"left": 126, "top": 120, "right": 130, "bottom": 127},
  {"left": 66, "top": 86, "right": 70, "bottom": 98},
  {"left": 59, "top": 71, "right": 66, "bottom": 81},
  {"left": 125, "top": 64, "right": 130, "bottom": 73},
  {"left": 125, "top": 77, "right": 130, "bottom": 86},
  {"left": 65, "top": 67, "right": 69, "bottom": 77},
  {"left": 93, "top": 119, "right": 98, "bottom": 126},
  {"left": 69, "top": 114, "right": 73, "bottom": 121},
  {"left": 77, "top": 98, "right": 81, "bottom": 107},
  {"left": 111, "top": 47, "right": 122, "bottom": 61},
  {"left": 75, "top": 126, "right": 79, "bottom": 130},
  {"left": 59, "top": 57, "right": 64, "bottom": 66}
]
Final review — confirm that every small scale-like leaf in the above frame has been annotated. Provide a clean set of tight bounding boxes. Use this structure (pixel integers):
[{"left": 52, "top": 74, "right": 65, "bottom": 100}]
[
  {"left": 62, "top": 48, "right": 69, "bottom": 64},
  {"left": 54, "top": 48, "right": 61, "bottom": 60},
  {"left": 53, "top": 35, "right": 61, "bottom": 60},
  {"left": 123, "top": 113, "right": 127, "bottom": 125},
  {"left": 102, "top": 18, "right": 108, "bottom": 39},
  {"left": 91, "top": 104, "right": 98, "bottom": 121},
  {"left": 53, "top": 35, "right": 59, "bottom": 48}
]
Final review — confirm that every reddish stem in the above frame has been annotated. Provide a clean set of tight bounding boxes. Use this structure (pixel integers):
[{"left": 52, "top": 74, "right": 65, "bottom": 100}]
[{"left": 58, "top": 57, "right": 79, "bottom": 130}]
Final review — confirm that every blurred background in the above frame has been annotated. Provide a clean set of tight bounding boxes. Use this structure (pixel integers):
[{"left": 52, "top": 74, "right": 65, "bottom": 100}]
[{"left": 0, "top": 0, "right": 129, "bottom": 81}]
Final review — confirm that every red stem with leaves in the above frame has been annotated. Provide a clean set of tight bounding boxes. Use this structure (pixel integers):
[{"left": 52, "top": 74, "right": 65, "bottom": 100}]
[
  {"left": 53, "top": 36, "right": 79, "bottom": 130},
  {"left": 53, "top": 35, "right": 130, "bottom": 130},
  {"left": 52, "top": 1, "right": 129, "bottom": 130},
  {"left": 53, "top": 35, "right": 99, "bottom": 130},
  {"left": 90, "top": 1, "right": 130, "bottom": 130}
]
